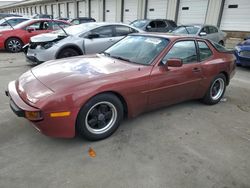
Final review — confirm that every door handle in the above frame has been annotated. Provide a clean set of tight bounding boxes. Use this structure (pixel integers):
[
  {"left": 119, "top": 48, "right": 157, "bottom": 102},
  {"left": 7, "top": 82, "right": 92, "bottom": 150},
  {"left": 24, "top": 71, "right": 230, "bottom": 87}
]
[
  {"left": 109, "top": 39, "right": 114, "bottom": 42},
  {"left": 192, "top": 67, "right": 201, "bottom": 73}
]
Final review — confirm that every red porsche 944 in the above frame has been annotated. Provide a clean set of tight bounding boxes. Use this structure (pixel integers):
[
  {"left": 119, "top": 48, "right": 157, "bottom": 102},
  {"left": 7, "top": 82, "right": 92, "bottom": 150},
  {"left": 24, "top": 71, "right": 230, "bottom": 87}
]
[{"left": 6, "top": 33, "right": 236, "bottom": 140}]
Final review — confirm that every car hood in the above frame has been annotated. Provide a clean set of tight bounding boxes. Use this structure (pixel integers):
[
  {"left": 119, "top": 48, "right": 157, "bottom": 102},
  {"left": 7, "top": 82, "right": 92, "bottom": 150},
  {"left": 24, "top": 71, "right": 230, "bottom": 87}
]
[
  {"left": 31, "top": 33, "right": 67, "bottom": 42},
  {"left": 236, "top": 40, "right": 250, "bottom": 51},
  {"left": 31, "top": 54, "right": 143, "bottom": 92}
]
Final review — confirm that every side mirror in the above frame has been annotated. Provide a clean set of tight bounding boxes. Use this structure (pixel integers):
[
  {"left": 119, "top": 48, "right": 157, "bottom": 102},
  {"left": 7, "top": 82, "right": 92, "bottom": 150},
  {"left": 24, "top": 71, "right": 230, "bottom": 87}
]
[
  {"left": 199, "top": 32, "right": 207, "bottom": 36},
  {"left": 163, "top": 58, "right": 183, "bottom": 67},
  {"left": 146, "top": 25, "right": 152, "bottom": 30},
  {"left": 87, "top": 33, "right": 99, "bottom": 39},
  {"left": 27, "top": 27, "right": 35, "bottom": 33}
]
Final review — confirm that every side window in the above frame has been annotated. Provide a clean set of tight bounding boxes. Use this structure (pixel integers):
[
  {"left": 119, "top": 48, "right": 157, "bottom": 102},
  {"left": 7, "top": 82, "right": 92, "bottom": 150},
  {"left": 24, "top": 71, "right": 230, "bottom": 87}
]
[
  {"left": 114, "top": 25, "right": 136, "bottom": 36},
  {"left": 198, "top": 41, "right": 213, "bottom": 61},
  {"left": 148, "top": 21, "right": 157, "bottom": 28},
  {"left": 156, "top": 21, "right": 167, "bottom": 28},
  {"left": 163, "top": 41, "right": 197, "bottom": 64},
  {"left": 27, "top": 21, "right": 41, "bottom": 30},
  {"left": 91, "top": 26, "right": 113, "bottom": 38},
  {"left": 209, "top": 26, "right": 218, "bottom": 33},
  {"left": 201, "top": 26, "right": 210, "bottom": 34}
]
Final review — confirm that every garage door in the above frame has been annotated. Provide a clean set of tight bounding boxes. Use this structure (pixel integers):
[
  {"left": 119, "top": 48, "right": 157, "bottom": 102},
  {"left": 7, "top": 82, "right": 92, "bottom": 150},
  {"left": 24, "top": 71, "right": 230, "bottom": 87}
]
[
  {"left": 220, "top": 0, "right": 250, "bottom": 31},
  {"left": 146, "top": 0, "right": 168, "bottom": 19},
  {"left": 68, "top": 2, "right": 75, "bottom": 19},
  {"left": 41, "top": 5, "right": 45, "bottom": 14},
  {"left": 123, "top": 0, "right": 138, "bottom": 23},
  {"left": 78, "top": 1, "right": 87, "bottom": 17},
  {"left": 177, "top": 0, "right": 209, "bottom": 24},
  {"left": 91, "top": 0, "right": 101, "bottom": 21},
  {"left": 52, "top": 4, "right": 58, "bottom": 18},
  {"left": 59, "top": 3, "right": 66, "bottom": 18},
  {"left": 105, "top": 0, "right": 116, "bottom": 22},
  {"left": 46, "top": 5, "right": 52, "bottom": 15}
]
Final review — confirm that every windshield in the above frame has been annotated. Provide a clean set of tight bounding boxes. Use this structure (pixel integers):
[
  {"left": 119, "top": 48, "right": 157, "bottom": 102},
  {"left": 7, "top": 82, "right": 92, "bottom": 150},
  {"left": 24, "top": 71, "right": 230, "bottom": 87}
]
[
  {"left": 130, "top": 20, "right": 148, "bottom": 29},
  {"left": 53, "top": 23, "right": 100, "bottom": 36},
  {"left": 105, "top": 35, "right": 169, "bottom": 65},
  {"left": 0, "top": 19, "right": 6, "bottom": 25},
  {"left": 172, "top": 26, "right": 200, "bottom": 35}
]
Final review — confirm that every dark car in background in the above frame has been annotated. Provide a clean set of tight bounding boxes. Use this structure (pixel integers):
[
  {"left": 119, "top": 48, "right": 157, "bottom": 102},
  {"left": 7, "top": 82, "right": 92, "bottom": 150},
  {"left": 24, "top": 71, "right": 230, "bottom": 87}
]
[
  {"left": 172, "top": 24, "right": 226, "bottom": 45},
  {"left": 235, "top": 39, "right": 250, "bottom": 67},
  {"left": 130, "top": 19, "right": 177, "bottom": 32},
  {"left": 71, "top": 17, "right": 96, "bottom": 25},
  {"left": 32, "top": 14, "right": 53, "bottom": 19}
]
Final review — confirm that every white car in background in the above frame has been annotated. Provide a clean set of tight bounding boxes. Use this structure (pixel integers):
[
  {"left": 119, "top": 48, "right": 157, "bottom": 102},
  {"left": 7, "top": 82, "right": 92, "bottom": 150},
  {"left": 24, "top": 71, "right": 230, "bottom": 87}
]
[
  {"left": 172, "top": 24, "right": 227, "bottom": 46},
  {"left": 24, "top": 22, "right": 142, "bottom": 64}
]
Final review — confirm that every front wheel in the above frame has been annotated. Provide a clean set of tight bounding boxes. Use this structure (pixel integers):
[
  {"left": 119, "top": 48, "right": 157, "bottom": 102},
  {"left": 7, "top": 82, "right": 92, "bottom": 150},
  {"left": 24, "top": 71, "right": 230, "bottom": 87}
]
[
  {"left": 76, "top": 93, "right": 124, "bottom": 140},
  {"left": 202, "top": 74, "right": 226, "bottom": 105},
  {"left": 57, "top": 48, "right": 80, "bottom": 59},
  {"left": 5, "top": 38, "right": 23, "bottom": 53}
]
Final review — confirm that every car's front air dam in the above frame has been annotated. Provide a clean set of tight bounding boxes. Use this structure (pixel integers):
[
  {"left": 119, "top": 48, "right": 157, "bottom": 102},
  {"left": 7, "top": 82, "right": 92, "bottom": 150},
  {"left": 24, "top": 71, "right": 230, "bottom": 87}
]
[{"left": 7, "top": 81, "right": 78, "bottom": 138}]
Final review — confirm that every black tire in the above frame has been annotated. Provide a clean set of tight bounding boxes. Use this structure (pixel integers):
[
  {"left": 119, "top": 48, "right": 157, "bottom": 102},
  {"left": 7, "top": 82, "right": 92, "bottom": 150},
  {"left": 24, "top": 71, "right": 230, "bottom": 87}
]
[
  {"left": 219, "top": 40, "right": 224, "bottom": 46},
  {"left": 57, "top": 48, "right": 80, "bottom": 59},
  {"left": 5, "top": 38, "right": 23, "bottom": 53},
  {"left": 76, "top": 93, "right": 124, "bottom": 141},
  {"left": 202, "top": 73, "right": 226, "bottom": 105}
]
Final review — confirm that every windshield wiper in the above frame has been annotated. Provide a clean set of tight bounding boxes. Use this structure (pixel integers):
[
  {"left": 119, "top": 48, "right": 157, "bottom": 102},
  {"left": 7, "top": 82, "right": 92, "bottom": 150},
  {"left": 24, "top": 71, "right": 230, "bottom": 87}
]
[
  {"left": 110, "top": 55, "right": 139, "bottom": 64},
  {"left": 102, "top": 52, "right": 110, "bottom": 57}
]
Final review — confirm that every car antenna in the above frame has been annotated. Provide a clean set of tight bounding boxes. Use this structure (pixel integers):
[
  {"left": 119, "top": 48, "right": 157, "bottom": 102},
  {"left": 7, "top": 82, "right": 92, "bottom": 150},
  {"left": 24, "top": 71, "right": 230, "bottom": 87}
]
[
  {"left": 51, "top": 17, "right": 68, "bottom": 36},
  {"left": 3, "top": 17, "right": 14, "bottom": 30}
]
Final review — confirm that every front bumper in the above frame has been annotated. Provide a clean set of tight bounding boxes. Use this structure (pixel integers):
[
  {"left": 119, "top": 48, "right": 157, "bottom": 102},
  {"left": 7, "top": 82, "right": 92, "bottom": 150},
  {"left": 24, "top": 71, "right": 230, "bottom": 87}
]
[
  {"left": 6, "top": 81, "right": 77, "bottom": 138},
  {"left": 235, "top": 51, "right": 250, "bottom": 66},
  {"left": 25, "top": 44, "right": 58, "bottom": 63}
]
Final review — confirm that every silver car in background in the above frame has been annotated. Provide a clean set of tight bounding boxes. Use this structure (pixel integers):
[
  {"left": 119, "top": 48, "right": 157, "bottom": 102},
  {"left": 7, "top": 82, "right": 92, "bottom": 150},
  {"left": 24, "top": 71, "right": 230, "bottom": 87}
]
[
  {"left": 172, "top": 24, "right": 226, "bottom": 45},
  {"left": 25, "top": 22, "right": 142, "bottom": 63}
]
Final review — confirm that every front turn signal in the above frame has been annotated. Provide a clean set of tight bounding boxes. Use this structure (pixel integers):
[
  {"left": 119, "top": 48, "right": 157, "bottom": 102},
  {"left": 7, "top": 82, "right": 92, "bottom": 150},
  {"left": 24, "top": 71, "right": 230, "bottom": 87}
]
[{"left": 25, "top": 111, "right": 43, "bottom": 121}]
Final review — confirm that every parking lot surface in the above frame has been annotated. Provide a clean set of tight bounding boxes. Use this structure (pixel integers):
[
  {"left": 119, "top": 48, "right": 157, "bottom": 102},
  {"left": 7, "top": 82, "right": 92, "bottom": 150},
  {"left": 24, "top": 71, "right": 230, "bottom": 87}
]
[{"left": 0, "top": 51, "right": 250, "bottom": 188}]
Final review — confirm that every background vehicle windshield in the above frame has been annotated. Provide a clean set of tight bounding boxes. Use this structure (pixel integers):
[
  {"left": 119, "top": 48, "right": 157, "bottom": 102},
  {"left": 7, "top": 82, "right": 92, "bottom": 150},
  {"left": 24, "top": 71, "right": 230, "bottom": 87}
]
[
  {"left": 105, "top": 35, "right": 169, "bottom": 65},
  {"left": 130, "top": 20, "right": 148, "bottom": 29},
  {"left": 172, "top": 26, "right": 200, "bottom": 34},
  {"left": 53, "top": 23, "right": 100, "bottom": 36}
]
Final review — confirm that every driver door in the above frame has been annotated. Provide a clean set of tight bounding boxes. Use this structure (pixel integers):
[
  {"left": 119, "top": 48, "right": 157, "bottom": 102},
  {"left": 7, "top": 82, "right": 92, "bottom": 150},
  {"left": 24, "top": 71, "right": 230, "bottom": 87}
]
[{"left": 147, "top": 40, "right": 203, "bottom": 109}]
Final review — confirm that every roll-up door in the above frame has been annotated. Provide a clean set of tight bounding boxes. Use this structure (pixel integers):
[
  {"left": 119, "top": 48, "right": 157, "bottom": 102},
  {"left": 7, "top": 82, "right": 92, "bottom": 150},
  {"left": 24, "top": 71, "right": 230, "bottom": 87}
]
[{"left": 177, "top": 0, "right": 209, "bottom": 24}]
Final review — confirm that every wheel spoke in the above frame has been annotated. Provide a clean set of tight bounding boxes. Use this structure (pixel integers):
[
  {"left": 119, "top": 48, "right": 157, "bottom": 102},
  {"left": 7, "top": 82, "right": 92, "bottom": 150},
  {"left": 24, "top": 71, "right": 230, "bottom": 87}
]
[
  {"left": 99, "top": 104, "right": 108, "bottom": 113},
  {"left": 104, "top": 111, "right": 112, "bottom": 120},
  {"left": 97, "top": 120, "right": 106, "bottom": 128},
  {"left": 90, "top": 108, "right": 98, "bottom": 117},
  {"left": 88, "top": 118, "right": 97, "bottom": 127}
]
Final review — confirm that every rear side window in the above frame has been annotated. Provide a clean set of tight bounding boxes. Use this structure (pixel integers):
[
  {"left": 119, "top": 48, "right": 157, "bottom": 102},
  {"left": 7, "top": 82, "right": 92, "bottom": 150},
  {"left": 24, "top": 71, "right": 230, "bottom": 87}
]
[
  {"left": 163, "top": 40, "right": 197, "bottom": 64},
  {"left": 114, "top": 25, "right": 137, "bottom": 36},
  {"left": 198, "top": 41, "right": 213, "bottom": 61},
  {"left": 210, "top": 41, "right": 229, "bottom": 52}
]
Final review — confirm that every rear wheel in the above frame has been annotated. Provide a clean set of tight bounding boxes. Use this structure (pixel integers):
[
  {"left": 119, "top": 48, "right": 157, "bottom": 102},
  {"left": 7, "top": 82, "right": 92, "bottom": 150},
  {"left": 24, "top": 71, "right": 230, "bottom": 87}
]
[
  {"left": 5, "top": 38, "right": 23, "bottom": 53},
  {"left": 57, "top": 48, "right": 80, "bottom": 59},
  {"left": 76, "top": 93, "right": 124, "bottom": 140},
  {"left": 202, "top": 74, "right": 226, "bottom": 105}
]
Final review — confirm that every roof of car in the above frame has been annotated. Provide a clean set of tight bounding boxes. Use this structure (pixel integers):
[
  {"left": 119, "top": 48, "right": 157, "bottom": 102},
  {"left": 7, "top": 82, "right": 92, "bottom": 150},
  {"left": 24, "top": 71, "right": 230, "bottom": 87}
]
[{"left": 130, "top": 32, "right": 207, "bottom": 40}]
